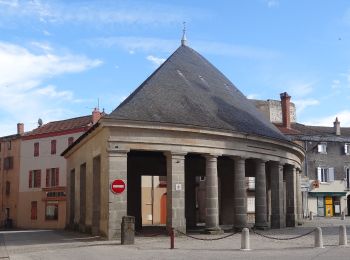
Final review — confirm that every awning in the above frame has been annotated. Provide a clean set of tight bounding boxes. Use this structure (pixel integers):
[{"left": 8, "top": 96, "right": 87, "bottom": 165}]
[{"left": 308, "top": 192, "right": 347, "bottom": 197}]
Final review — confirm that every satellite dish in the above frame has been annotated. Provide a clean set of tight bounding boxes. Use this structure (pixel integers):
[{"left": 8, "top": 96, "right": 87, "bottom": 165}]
[{"left": 38, "top": 118, "right": 43, "bottom": 127}]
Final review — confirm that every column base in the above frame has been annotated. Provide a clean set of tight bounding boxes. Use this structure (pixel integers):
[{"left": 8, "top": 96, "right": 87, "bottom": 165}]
[
  {"left": 254, "top": 223, "right": 269, "bottom": 230},
  {"left": 204, "top": 227, "right": 224, "bottom": 235},
  {"left": 271, "top": 214, "right": 286, "bottom": 229},
  {"left": 286, "top": 214, "right": 296, "bottom": 227}
]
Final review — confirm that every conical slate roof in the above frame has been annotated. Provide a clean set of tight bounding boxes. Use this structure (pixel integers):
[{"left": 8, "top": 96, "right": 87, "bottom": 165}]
[{"left": 109, "top": 45, "right": 288, "bottom": 141}]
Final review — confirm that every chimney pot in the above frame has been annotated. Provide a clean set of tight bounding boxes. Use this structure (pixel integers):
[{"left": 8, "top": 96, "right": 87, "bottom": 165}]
[
  {"left": 17, "top": 123, "right": 24, "bottom": 135},
  {"left": 280, "top": 92, "right": 291, "bottom": 128},
  {"left": 92, "top": 107, "right": 101, "bottom": 124},
  {"left": 334, "top": 117, "right": 341, "bottom": 136}
]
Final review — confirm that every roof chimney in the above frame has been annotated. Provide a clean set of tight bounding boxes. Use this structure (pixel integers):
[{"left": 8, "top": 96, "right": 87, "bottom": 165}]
[
  {"left": 334, "top": 117, "right": 341, "bottom": 136},
  {"left": 280, "top": 92, "right": 291, "bottom": 129},
  {"left": 17, "top": 123, "right": 24, "bottom": 135},
  {"left": 92, "top": 107, "right": 101, "bottom": 124}
]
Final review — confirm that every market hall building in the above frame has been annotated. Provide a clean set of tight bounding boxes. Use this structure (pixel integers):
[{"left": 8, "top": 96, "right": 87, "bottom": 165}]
[{"left": 62, "top": 38, "right": 305, "bottom": 240}]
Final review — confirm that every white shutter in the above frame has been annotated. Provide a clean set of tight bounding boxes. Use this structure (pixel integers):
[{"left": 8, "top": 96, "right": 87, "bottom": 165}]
[
  {"left": 345, "top": 144, "right": 349, "bottom": 155},
  {"left": 317, "top": 144, "right": 322, "bottom": 153},
  {"left": 317, "top": 167, "right": 322, "bottom": 181},
  {"left": 328, "top": 167, "right": 335, "bottom": 182}
]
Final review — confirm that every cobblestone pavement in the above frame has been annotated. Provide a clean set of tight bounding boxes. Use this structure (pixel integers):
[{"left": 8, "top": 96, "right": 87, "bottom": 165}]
[{"left": 1, "top": 217, "right": 350, "bottom": 260}]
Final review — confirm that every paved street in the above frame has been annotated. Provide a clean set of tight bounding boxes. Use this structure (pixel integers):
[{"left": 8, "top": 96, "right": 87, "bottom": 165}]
[{"left": 1, "top": 218, "right": 350, "bottom": 260}]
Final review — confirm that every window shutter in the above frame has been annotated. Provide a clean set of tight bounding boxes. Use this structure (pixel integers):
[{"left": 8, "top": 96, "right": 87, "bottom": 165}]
[
  {"left": 317, "top": 167, "right": 322, "bottom": 181},
  {"left": 317, "top": 144, "right": 322, "bottom": 153},
  {"left": 46, "top": 169, "right": 50, "bottom": 187},
  {"left": 29, "top": 171, "right": 32, "bottom": 188},
  {"left": 37, "top": 170, "right": 41, "bottom": 187},
  {"left": 328, "top": 167, "right": 335, "bottom": 182},
  {"left": 345, "top": 144, "right": 349, "bottom": 154},
  {"left": 56, "top": 168, "right": 59, "bottom": 186}
]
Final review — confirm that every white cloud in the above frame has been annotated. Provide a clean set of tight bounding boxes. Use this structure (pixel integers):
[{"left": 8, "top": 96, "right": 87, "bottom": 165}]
[
  {"left": 146, "top": 55, "right": 166, "bottom": 67},
  {"left": 92, "top": 36, "right": 280, "bottom": 60},
  {"left": 266, "top": 0, "right": 279, "bottom": 8},
  {"left": 293, "top": 98, "right": 320, "bottom": 113},
  {"left": 247, "top": 94, "right": 260, "bottom": 99},
  {"left": 0, "top": 1, "right": 189, "bottom": 26},
  {"left": 305, "top": 110, "right": 350, "bottom": 127},
  {"left": 287, "top": 82, "right": 315, "bottom": 98},
  {"left": 331, "top": 79, "right": 341, "bottom": 89},
  {"left": 0, "top": 41, "right": 102, "bottom": 135}
]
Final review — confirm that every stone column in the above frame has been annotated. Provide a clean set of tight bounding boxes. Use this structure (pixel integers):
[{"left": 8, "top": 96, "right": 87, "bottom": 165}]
[
  {"left": 107, "top": 150, "right": 128, "bottom": 240},
  {"left": 255, "top": 159, "right": 268, "bottom": 229},
  {"left": 166, "top": 152, "right": 186, "bottom": 233},
  {"left": 296, "top": 169, "right": 303, "bottom": 224},
  {"left": 204, "top": 155, "right": 222, "bottom": 233},
  {"left": 285, "top": 165, "right": 296, "bottom": 227},
  {"left": 233, "top": 157, "right": 247, "bottom": 230},
  {"left": 270, "top": 162, "right": 286, "bottom": 228}
]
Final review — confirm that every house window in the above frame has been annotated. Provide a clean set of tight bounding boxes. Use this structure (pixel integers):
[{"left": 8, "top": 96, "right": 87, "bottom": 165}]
[
  {"left": 46, "top": 168, "right": 59, "bottom": 187},
  {"left": 68, "top": 137, "right": 74, "bottom": 146},
  {"left": 45, "top": 202, "right": 58, "bottom": 220},
  {"left": 7, "top": 141, "right": 11, "bottom": 150},
  {"left": 345, "top": 144, "right": 350, "bottom": 155},
  {"left": 5, "top": 181, "right": 10, "bottom": 195},
  {"left": 346, "top": 168, "right": 350, "bottom": 189},
  {"left": 317, "top": 167, "right": 334, "bottom": 183},
  {"left": 4, "top": 157, "right": 13, "bottom": 170},
  {"left": 31, "top": 201, "right": 37, "bottom": 220},
  {"left": 34, "top": 142, "right": 39, "bottom": 157},
  {"left": 317, "top": 143, "right": 327, "bottom": 154},
  {"left": 51, "top": 140, "right": 56, "bottom": 155},
  {"left": 29, "top": 170, "right": 41, "bottom": 188}
]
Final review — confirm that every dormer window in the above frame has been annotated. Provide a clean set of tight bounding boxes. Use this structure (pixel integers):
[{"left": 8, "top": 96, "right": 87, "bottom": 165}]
[
  {"left": 317, "top": 143, "right": 327, "bottom": 154},
  {"left": 345, "top": 143, "right": 350, "bottom": 155}
]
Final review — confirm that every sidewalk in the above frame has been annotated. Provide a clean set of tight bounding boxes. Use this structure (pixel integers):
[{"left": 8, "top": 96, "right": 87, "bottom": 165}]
[{"left": 1, "top": 218, "right": 349, "bottom": 260}]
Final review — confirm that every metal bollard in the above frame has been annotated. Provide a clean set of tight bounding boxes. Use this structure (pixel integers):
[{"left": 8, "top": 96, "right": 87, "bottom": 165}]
[
  {"left": 341, "top": 212, "right": 345, "bottom": 220},
  {"left": 241, "top": 228, "right": 250, "bottom": 251},
  {"left": 314, "top": 227, "right": 324, "bottom": 248},
  {"left": 170, "top": 228, "right": 175, "bottom": 249},
  {"left": 339, "top": 225, "right": 347, "bottom": 246},
  {"left": 309, "top": 211, "right": 313, "bottom": 220}
]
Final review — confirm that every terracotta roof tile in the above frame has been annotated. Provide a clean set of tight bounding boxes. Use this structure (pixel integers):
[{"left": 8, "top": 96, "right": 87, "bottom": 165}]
[{"left": 24, "top": 115, "right": 92, "bottom": 138}]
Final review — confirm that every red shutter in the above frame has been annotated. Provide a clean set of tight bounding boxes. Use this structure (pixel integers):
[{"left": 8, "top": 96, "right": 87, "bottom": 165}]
[
  {"left": 46, "top": 169, "right": 50, "bottom": 187},
  {"left": 56, "top": 168, "right": 59, "bottom": 186},
  {"left": 51, "top": 140, "right": 56, "bottom": 155},
  {"left": 37, "top": 170, "right": 41, "bottom": 188},
  {"left": 29, "top": 171, "right": 32, "bottom": 188}
]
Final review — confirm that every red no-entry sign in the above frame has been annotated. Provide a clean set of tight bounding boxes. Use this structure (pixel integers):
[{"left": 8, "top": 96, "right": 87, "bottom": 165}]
[{"left": 111, "top": 179, "right": 126, "bottom": 194}]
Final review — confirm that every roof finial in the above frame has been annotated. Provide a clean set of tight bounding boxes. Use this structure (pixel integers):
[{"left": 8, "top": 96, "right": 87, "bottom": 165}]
[{"left": 181, "top": 21, "right": 187, "bottom": 46}]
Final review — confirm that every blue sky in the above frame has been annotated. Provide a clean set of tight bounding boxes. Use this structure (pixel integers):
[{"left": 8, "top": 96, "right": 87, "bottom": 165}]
[{"left": 1, "top": 0, "right": 350, "bottom": 135}]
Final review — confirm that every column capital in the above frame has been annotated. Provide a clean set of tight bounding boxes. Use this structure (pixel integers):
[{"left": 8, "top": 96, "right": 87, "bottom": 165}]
[
  {"left": 203, "top": 153, "right": 220, "bottom": 159},
  {"left": 163, "top": 151, "right": 187, "bottom": 159},
  {"left": 254, "top": 158, "right": 268, "bottom": 164},
  {"left": 230, "top": 155, "right": 248, "bottom": 162}
]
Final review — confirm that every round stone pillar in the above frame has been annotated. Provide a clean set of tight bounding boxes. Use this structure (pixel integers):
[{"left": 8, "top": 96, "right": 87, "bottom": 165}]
[
  {"left": 296, "top": 169, "right": 303, "bottom": 223},
  {"left": 233, "top": 157, "right": 247, "bottom": 230},
  {"left": 205, "top": 155, "right": 222, "bottom": 233},
  {"left": 255, "top": 159, "right": 268, "bottom": 229}
]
